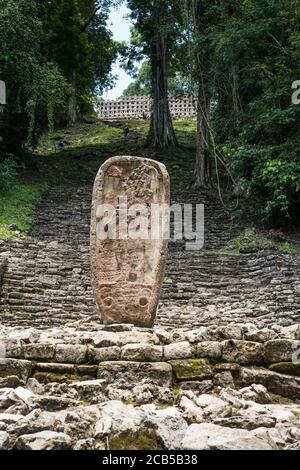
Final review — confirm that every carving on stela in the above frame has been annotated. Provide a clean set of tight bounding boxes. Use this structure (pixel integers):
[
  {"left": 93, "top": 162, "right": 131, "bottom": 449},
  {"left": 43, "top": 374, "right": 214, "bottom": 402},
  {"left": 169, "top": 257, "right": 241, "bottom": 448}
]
[{"left": 91, "top": 156, "right": 170, "bottom": 327}]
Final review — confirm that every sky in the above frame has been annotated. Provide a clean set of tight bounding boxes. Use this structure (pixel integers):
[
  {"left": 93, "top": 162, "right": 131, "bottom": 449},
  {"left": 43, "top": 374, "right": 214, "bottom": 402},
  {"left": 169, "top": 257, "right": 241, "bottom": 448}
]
[{"left": 103, "top": 4, "right": 134, "bottom": 100}]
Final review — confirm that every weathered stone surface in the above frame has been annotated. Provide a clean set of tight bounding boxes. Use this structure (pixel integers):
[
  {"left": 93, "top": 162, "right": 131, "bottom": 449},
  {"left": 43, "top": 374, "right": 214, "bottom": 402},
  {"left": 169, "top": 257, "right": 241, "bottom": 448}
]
[
  {"left": 29, "top": 396, "right": 81, "bottom": 412},
  {"left": 15, "top": 431, "right": 71, "bottom": 450},
  {"left": 179, "top": 396, "right": 204, "bottom": 423},
  {"left": 24, "top": 343, "right": 56, "bottom": 361},
  {"left": 142, "top": 405, "right": 188, "bottom": 450},
  {"left": 92, "top": 330, "right": 158, "bottom": 348},
  {"left": 0, "top": 359, "right": 32, "bottom": 382},
  {"left": 164, "top": 342, "right": 193, "bottom": 361},
  {"left": 180, "top": 423, "right": 274, "bottom": 450},
  {"left": 179, "top": 380, "right": 213, "bottom": 395},
  {"left": 222, "top": 340, "right": 263, "bottom": 365},
  {"left": 90, "top": 346, "right": 121, "bottom": 363},
  {"left": 0, "top": 255, "right": 7, "bottom": 286},
  {"left": 0, "top": 376, "right": 24, "bottom": 389},
  {"left": 170, "top": 359, "right": 212, "bottom": 381},
  {"left": 240, "top": 367, "right": 300, "bottom": 399},
  {"left": 33, "top": 362, "right": 76, "bottom": 374},
  {"left": 214, "top": 415, "right": 276, "bottom": 430},
  {"left": 243, "top": 324, "right": 278, "bottom": 343},
  {"left": 121, "top": 344, "right": 163, "bottom": 362},
  {"left": 213, "top": 371, "right": 235, "bottom": 388},
  {"left": 9, "top": 387, "right": 36, "bottom": 405},
  {"left": 0, "top": 431, "right": 9, "bottom": 450},
  {"left": 240, "top": 384, "right": 271, "bottom": 404},
  {"left": 4, "top": 338, "right": 22, "bottom": 358},
  {"left": 269, "top": 362, "right": 300, "bottom": 376},
  {"left": 195, "top": 394, "right": 227, "bottom": 409},
  {"left": 264, "top": 339, "right": 298, "bottom": 363},
  {"left": 0, "top": 413, "right": 24, "bottom": 424},
  {"left": 195, "top": 341, "right": 222, "bottom": 359},
  {"left": 55, "top": 345, "right": 87, "bottom": 364},
  {"left": 100, "top": 401, "right": 144, "bottom": 436},
  {"left": 91, "top": 156, "right": 170, "bottom": 328},
  {"left": 70, "top": 380, "right": 105, "bottom": 400},
  {"left": 98, "top": 361, "right": 173, "bottom": 388}
]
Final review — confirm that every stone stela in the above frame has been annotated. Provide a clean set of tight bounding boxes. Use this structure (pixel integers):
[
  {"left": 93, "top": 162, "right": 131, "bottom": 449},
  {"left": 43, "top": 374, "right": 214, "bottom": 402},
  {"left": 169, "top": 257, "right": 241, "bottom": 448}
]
[
  {"left": 90, "top": 156, "right": 170, "bottom": 328},
  {"left": 0, "top": 80, "right": 6, "bottom": 105}
]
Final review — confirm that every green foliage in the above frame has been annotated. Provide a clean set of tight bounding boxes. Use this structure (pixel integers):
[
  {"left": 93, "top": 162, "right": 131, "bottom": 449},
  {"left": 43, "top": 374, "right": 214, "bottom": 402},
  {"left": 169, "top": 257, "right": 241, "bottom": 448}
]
[
  {"left": 225, "top": 229, "right": 300, "bottom": 254},
  {"left": 0, "top": 155, "right": 18, "bottom": 193},
  {"left": 123, "top": 61, "right": 151, "bottom": 96},
  {"left": 0, "top": 0, "right": 68, "bottom": 153},
  {"left": 38, "top": 0, "right": 119, "bottom": 118},
  {"left": 209, "top": 0, "right": 300, "bottom": 222},
  {"left": 0, "top": 118, "right": 197, "bottom": 239},
  {"left": 123, "top": 60, "right": 195, "bottom": 96},
  {"left": 0, "top": 182, "right": 46, "bottom": 238}
]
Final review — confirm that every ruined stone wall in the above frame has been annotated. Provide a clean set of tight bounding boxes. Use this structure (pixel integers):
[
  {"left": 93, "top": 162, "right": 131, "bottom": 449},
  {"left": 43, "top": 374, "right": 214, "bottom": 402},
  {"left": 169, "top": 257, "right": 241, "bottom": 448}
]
[
  {"left": 1, "top": 321, "right": 300, "bottom": 450},
  {"left": 98, "top": 94, "right": 197, "bottom": 120},
  {"left": 1, "top": 321, "right": 300, "bottom": 401}
]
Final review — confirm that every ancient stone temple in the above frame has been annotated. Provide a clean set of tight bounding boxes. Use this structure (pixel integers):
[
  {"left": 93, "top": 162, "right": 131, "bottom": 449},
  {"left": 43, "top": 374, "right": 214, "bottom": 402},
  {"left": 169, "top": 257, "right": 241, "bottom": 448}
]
[
  {"left": 98, "top": 94, "right": 197, "bottom": 120},
  {"left": 91, "top": 156, "right": 170, "bottom": 327}
]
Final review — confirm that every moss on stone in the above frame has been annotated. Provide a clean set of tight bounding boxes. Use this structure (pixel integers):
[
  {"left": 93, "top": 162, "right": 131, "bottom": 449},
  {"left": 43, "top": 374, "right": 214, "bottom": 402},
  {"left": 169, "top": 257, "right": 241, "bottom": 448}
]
[
  {"left": 269, "top": 362, "right": 300, "bottom": 376},
  {"left": 109, "top": 430, "right": 159, "bottom": 451},
  {"left": 170, "top": 359, "right": 212, "bottom": 380}
]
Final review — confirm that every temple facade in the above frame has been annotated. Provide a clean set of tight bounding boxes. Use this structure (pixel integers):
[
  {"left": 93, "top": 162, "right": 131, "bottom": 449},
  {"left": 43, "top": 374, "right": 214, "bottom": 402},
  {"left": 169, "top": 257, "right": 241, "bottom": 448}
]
[{"left": 98, "top": 94, "right": 197, "bottom": 120}]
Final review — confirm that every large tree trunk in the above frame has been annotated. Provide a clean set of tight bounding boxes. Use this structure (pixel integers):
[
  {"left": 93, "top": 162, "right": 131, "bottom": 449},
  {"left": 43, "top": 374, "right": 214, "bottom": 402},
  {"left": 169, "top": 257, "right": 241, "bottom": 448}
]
[
  {"left": 231, "top": 65, "right": 241, "bottom": 128},
  {"left": 147, "top": 14, "right": 178, "bottom": 149},
  {"left": 67, "top": 69, "right": 77, "bottom": 127},
  {"left": 194, "top": 85, "right": 211, "bottom": 188}
]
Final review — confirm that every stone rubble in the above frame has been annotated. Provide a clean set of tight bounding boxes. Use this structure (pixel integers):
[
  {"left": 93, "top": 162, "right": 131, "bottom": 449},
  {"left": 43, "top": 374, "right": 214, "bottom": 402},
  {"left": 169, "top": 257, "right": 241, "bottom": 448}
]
[{"left": 0, "top": 322, "right": 300, "bottom": 450}]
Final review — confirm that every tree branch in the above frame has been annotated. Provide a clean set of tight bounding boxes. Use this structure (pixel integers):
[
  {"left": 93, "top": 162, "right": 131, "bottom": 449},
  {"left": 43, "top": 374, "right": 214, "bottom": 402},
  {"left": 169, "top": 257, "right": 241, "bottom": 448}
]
[{"left": 81, "top": 5, "right": 102, "bottom": 32}]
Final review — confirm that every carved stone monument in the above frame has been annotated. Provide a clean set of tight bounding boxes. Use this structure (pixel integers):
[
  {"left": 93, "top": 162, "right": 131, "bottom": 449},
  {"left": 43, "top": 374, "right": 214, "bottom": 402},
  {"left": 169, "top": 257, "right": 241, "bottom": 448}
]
[
  {"left": 0, "top": 80, "right": 6, "bottom": 105},
  {"left": 91, "top": 156, "right": 170, "bottom": 327}
]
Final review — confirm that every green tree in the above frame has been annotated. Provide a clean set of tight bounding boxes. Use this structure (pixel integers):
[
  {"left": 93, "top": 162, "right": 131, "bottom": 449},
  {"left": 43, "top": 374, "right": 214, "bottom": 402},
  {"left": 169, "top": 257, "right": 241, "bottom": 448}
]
[
  {"left": 123, "top": 59, "right": 194, "bottom": 96},
  {"left": 127, "top": 0, "right": 180, "bottom": 149},
  {"left": 212, "top": 0, "right": 300, "bottom": 221},
  {"left": 0, "top": 0, "right": 67, "bottom": 158},
  {"left": 38, "top": 0, "right": 119, "bottom": 125}
]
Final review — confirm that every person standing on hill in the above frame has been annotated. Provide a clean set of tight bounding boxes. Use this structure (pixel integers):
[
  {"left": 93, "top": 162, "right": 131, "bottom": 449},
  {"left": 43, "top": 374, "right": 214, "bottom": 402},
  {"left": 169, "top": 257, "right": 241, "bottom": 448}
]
[{"left": 124, "top": 125, "right": 130, "bottom": 139}]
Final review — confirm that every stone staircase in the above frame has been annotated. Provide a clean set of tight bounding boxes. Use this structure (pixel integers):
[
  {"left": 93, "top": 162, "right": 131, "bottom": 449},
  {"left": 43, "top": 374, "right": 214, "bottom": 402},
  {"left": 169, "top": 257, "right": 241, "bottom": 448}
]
[{"left": 0, "top": 183, "right": 299, "bottom": 329}]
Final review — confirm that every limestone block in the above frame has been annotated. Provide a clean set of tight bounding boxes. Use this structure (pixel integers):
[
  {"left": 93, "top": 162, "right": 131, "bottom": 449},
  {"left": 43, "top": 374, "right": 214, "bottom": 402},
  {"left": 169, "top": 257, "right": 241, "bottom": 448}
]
[
  {"left": 164, "top": 342, "right": 193, "bottom": 361},
  {"left": 121, "top": 343, "right": 163, "bottom": 362},
  {"left": 24, "top": 343, "right": 56, "bottom": 361},
  {"left": 15, "top": 431, "right": 71, "bottom": 450},
  {"left": 55, "top": 344, "right": 87, "bottom": 364},
  {"left": 170, "top": 359, "right": 213, "bottom": 381},
  {"left": 195, "top": 341, "right": 222, "bottom": 359},
  {"left": 98, "top": 361, "right": 173, "bottom": 388},
  {"left": 180, "top": 423, "right": 274, "bottom": 450},
  {"left": 264, "top": 339, "right": 299, "bottom": 363},
  {"left": 222, "top": 340, "right": 263, "bottom": 365},
  {"left": 90, "top": 346, "right": 121, "bottom": 363},
  {"left": 0, "top": 359, "right": 32, "bottom": 382}
]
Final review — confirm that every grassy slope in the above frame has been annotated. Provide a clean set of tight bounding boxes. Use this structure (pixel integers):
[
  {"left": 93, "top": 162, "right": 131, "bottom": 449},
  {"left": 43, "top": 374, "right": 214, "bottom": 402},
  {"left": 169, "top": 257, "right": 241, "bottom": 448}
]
[
  {"left": 1, "top": 118, "right": 298, "bottom": 252},
  {"left": 0, "top": 119, "right": 197, "bottom": 238}
]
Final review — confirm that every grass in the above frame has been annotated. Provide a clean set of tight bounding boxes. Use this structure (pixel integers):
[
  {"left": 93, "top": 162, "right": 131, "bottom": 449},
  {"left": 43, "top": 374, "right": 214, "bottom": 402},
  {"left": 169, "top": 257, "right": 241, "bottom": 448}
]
[
  {"left": 224, "top": 229, "right": 300, "bottom": 254},
  {"left": 0, "top": 182, "right": 46, "bottom": 238},
  {"left": 0, "top": 119, "right": 197, "bottom": 238}
]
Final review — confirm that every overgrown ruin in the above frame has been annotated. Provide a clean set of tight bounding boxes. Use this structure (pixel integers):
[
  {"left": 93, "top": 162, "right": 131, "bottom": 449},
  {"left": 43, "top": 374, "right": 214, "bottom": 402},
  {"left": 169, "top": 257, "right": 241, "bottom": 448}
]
[{"left": 98, "top": 94, "right": 197, "bottom": 120}]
